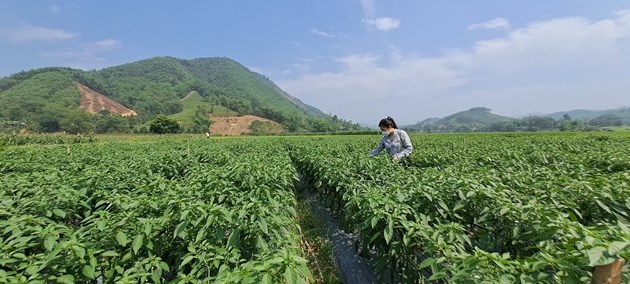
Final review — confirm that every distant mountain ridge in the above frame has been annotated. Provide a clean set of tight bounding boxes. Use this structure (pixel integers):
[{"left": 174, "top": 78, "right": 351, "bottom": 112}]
[
  {"left": 404, "top": 106, "right": 630, "bottom": 132},
  {"left": 543, "top": 107, "right": 630, "bottom": 123},
  {"left": 404, "top": 107, "right": 513, "bottom": 132},
  {"left": 0, "top": 56, "right": 364, "bottom": 133}
]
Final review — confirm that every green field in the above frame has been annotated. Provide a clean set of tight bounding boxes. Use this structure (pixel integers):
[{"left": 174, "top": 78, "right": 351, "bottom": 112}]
[{"left": 1, "top": 132, "right": 629, "bottom": 283}]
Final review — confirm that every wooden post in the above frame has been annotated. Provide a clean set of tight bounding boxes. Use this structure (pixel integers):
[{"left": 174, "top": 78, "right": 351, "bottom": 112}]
[{"left": 592, "top": 258, "right": 625, "bottom": 284}]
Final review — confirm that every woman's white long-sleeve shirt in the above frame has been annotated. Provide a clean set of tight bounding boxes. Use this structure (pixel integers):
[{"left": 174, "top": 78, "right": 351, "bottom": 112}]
[{"left": 368, "top": 129, "right": 413, "bottom": 159}]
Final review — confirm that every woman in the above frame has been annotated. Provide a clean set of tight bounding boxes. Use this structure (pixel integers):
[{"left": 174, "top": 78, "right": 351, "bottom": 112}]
[{"left": 368, "top": 116, "right": 413, "bottom": 161}]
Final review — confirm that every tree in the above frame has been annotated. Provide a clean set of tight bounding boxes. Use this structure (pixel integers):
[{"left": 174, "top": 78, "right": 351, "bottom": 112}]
[
  {"left": 149, "top": 115, "right": 181, "bottom": 134},
  {"left": 191, "top": 106, "right": 211, "bottom": 133},
  {"left": 95, "top": 115, "right": 131, "bottom": 133},
  {"left": 59, "top": 110, "right": 95, "bottom": 134},
  {"left": 523, "top": 116, "right": 556, "bottom": 131},
  {"left": 589, "top": 114, "right": 623, "bottom": 127}
]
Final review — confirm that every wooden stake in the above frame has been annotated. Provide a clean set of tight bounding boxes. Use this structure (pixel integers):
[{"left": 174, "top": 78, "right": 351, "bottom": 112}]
[
  {"left": 592, "top": 258, "right": 625, "bottom": 284},
  {"left": 66, "top": 145, "right": 70, "bottom": 155}
]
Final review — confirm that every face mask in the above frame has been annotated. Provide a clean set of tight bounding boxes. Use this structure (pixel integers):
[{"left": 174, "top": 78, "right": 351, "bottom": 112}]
[{"left": 382, "top": 130, "right": 390, "bottom": 135}]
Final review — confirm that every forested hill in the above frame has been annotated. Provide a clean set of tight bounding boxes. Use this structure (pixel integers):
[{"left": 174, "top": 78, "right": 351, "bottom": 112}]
[
  {"left": 404, "top": 107, "right": 630, "bottom": 133},
  {"left": 0, "top": 56, "right": 362, "bottom": 133}
]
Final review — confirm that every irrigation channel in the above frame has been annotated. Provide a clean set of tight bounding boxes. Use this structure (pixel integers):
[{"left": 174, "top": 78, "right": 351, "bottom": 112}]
[
  {"left": 300, "top": 192, "right": 379, "bottom": 284},
  {"left": 294, "top": 169, "right": 392, "bottom": 284}
]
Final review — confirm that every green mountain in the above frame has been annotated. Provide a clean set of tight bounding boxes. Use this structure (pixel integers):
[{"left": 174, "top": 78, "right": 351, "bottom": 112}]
[
  {"left": 405, "top": 106, "right": 630, "bottom": 133},
  {"left": 405, "top": 107, "right": 513, "bottom": 132},
  {"left": 0, "top": 56, "right": 363, "bottom": 133},
  {"left": 544, "top": 107, "right": 630, "bottom": 124}
]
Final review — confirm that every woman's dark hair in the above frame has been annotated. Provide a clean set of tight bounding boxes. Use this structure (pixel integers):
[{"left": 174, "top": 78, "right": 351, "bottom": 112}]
[{"left": 378, "top": 116, "right": 398, "bottom": 129}]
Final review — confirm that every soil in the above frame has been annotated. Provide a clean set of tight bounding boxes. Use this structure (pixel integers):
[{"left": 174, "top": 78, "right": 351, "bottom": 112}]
[
  {"left": 209, "top": 115, "right": 281, "bottom": 136},
  {"left": 76, "top": 83, "right": 137, "bottom": 117}
]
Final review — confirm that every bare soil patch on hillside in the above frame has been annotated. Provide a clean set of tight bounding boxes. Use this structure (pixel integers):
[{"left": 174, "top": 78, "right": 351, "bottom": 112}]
[
  {"left": 209, "top": 115, "right": 282, "bottom": 135},
  {"left": 77, "top": 83, "right": 137, "bottom": 116}
]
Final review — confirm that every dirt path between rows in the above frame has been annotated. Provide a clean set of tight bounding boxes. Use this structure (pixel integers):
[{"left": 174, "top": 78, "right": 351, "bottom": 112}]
[{"left": 300, "top": 193, "right": 380, "bottom": 284}]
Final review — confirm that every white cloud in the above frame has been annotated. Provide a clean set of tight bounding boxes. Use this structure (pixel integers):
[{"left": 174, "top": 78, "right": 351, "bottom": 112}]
[
  {"left": 358, "top": 0, "right": 400, "bottom": 32},
  {"left": 0, "top": 25, "right": 80, "bottom": 42},
  {"left": 310, "top": 28, "right": 335, "bottom": 38},
  {"left": 278, "top": 10, "right": 630, "bottom": 124},
  {"left": 40, "top": 39, "right": 123, "bottom": 69},
  {"left": 359, "top": 0, "right": 375, "bottom": 19},
  {"left": 92, "top": 39, "right": 122, "bottom": 50},
  {"left": 466, "top": 17, "right": 511, "bottom": 31},
  {"left": 50, "top": 5, "right": 60, "bottom": 13},
  {"left": 367, "top": 17, "right": 401, "bottom": 31}
]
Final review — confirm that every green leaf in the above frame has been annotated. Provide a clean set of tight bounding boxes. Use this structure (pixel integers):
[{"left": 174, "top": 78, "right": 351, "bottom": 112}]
[
  {"left": 428, "top": 272, "right": 447, "bottom": 281},
  {"left": 180, "top": 255, "right": 195, "bottom": 268},
  {"left": 82, "top": 265, "right": 95, "bottom": 279},
  {"left": 174, "top": 220, "right": 189, "bottom": 239},
  {"left": 384, "top": 226, "right": 393, "bottom": 244},
  {"left": 52, "top": 209, "right": 66, "bottom": 218},
  {"left": 500, "top": 207, "right": 510, "bottom": 215},
  {"left": 370, "top": 216, "right": 379, "bottom": 228},
  {"left": 159, "top": 261, "right": 170, "bottom": 272},
  {"left": 438, "top": 201, "right": 448, "bottom": 211},
  {"left": 608, "top": 241, "right": 629, "bottom": 256},
  {"left": 248, "top": 175, "right": 255, "bottom": 189},
  {"left": 132, "top": 235, "right": 143, "bottom": 254},
  {"left": 151, "top": 268, "right": 161, "bottom": 283},
  {"left": 268, "top": 256, "right": 284, "bottom": 264},
  {"left": 101, "top": 250, "right": 119, "bottom": 257},
  {"left": 44, "top": 236, "right": 57, "bottom": 251},
  {"left": 116, "top": 231, "right": 129, "bottom": 247},
  {"left": 73, "top": 246, "right": 85, "bottom": 259},
  {"left": 26, "top": 265, "right": 40, "bottom": 276},
  {"left": 284, "top": 267, "right": 297, "bottom": 283},
  {"left": 588, "top": 247, "right": 606, "bottom": 266},
  {"left": 292, "top": 256, "right": 308, "bottom": 264},
  {"left": 56, "top": 274, "right": 75, "bottom": 284},
  {"left": 419, "top": 258, "right": 436, "bottom": 269},
  {"left": 121, "top": 252, "right": 133, "bottom": 262},
  {"left": 595, "top": 200, "right": 611, "bottom": 214},
  {"left": 258, "top": 217, "right": 268, "bottom": 235},
  {"left": 262, "top": 273, "right": 273, "bottom": 284}
]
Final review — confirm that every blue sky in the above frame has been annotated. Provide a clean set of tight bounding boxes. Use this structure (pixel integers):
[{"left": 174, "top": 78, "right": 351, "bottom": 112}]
[{"left": 1, "top": 1, "right": 629, "bottom": 124}]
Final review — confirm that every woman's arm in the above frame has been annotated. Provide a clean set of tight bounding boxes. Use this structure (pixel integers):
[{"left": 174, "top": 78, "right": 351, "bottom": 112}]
[
  {"left": 396, "top": 130, "right": 413, "bottom": 158},
  {"left": 368, "top": 140, "right": 385, "bottom": 157}
]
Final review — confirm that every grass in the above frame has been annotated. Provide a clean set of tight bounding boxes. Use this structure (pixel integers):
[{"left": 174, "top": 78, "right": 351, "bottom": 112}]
[{"left": 296, "top": 199, "right": 342, "bottom": 284}]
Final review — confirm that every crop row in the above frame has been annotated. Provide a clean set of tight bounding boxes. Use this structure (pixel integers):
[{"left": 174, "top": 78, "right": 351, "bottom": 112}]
[
  {"left": 286, "top": 133, "right": 630, "bottom": 283},
  {"left": 0, "top": 139, "right": 311, "bottom": 283}
]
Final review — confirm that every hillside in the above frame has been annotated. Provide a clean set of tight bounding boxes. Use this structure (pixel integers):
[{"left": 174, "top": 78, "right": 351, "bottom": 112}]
[
  {"left": 209, "top": 115, "right": 284, "bottom": 136},
  {"left": 405, "top": 106, "right": 630, "bottom": 133},
  {"left": 0, "top": 57, "right": 364, "bottom": 134},
  {"left": 405, "top": 107, "right": 513, "bottom": 132},
  {"left": 544, "top": 107, "right": 630, "bottom": 124}
]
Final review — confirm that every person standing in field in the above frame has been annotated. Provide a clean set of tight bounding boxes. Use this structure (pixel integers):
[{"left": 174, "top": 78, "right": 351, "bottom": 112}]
[{"left": 368, "top": 116, "right": 413, "bottom": 161}]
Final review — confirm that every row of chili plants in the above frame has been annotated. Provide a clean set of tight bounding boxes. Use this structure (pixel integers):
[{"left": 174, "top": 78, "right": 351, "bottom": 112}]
[
  {"left": 0, "top": 133, "right": 96, "bottom": 146},
  {"left": 0, "top": 139, "right": 311, "bottom": 283},
  {"left": 286, "top": 132, "right": 630, "bottom": 283}
]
